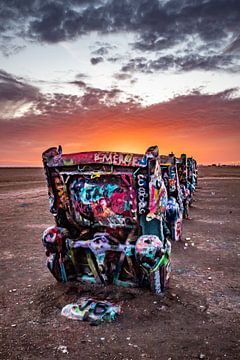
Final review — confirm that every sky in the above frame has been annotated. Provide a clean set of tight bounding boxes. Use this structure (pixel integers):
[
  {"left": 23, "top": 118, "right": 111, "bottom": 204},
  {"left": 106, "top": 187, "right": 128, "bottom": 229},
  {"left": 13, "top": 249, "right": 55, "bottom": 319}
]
[{"left": 0, "top": 0, "right": 240, "bottom": 166}]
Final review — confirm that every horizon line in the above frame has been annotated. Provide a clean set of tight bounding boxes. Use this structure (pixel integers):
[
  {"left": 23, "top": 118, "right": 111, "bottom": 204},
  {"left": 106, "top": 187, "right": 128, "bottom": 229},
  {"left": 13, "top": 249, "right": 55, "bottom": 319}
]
[{"left": 1, "top": 164, "right": 240, "bottom": 169}]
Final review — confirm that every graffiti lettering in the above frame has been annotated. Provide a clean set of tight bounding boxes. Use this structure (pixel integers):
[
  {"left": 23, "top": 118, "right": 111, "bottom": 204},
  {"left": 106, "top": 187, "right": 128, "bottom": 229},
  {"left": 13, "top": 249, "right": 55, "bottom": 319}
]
[
  {"left": 154, "top": 270, "right": 161, "bottom": 294},
  {"left": 94, "top": 152, "right": 136, "bottom": 166},
  {"left": 97, "top": 215, "right": 133, "bottom": 228},
  {"left": 55, "top": 177, "right": 68, "bottom": 207},
  {"left": 137, "top": 174, "right": 148, "bottom": 215}
]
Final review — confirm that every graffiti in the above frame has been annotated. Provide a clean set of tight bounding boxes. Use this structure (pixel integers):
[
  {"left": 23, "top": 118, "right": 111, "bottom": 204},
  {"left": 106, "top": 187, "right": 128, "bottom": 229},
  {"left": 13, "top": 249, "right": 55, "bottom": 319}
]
[
  {"left": 94, "top": 152, "right": 135, "bottom": 166},
  {"left": 41, "top": 143, "right": 198, "bottom": 294},
  {"left": 168, "top": 165, "right": 177, "bottom": 193},
  {"left": 61, "top": 298, "right": 121, "bottom": 324},
  {"left": 148, "top": 176, "right": 168, "bottom": 220},
  {"left": 177, "top": 164, "right": 183, "bottom": 182},
  {"left": 71, "top": 180, "right": 118, "bottom": 205},
  {"left": 95, "top": 214, "right": 135, "bottom": 228},
  {"left": 138, "top": 146, "right": 159, "bottom": 166},
  {"left": 162, "top": 171, "right": 169, "bottom": 189},
  {"left": 91, "top": 198, "right": 111, "bottom": 218},
  {"left": 168, "top": 178, "right": 176, "bottom": 193},
  {"left": 176, "top": 218, "right": 182, "bottom": 239},
  {"left": 137, "top": 174, "right": 148, "bottom": 215},
  {"left": 135, "top": 235, "right": 163, "bottom": 261},
  {"left": 187, "top": 157, "right": 197, "bottom": 206},
  {"left": 69, "top": 176, "right": 136, "bottom": 227},
  {"left": 54, "top": 177, "right": 68, "bottom": 208},
  {"left": 180, "top": 184, "right": 190, "bottom": 219},
  {"left": 110, "top": 191, "right": 127, "bottom": 214},
  {"left": 68, "top": 234, "right": 135, "bottom": 255},
  {"left": 42, "top": 226, "right": 69, "bottom": 250},
  {"left": 166, "top": 197, "right": 180, "bottom": 222},
  {"left": 161, "top": 159, "right": 183, "bottom": 241},
  {"left": 179, "top": 154, "right": 188, "bottom": 184},
  {"left": 153, "top": 270, "right": 161, "bottom": 294},
  {"left": 146, "top": 159, "right": 168, "bottom": 219}
]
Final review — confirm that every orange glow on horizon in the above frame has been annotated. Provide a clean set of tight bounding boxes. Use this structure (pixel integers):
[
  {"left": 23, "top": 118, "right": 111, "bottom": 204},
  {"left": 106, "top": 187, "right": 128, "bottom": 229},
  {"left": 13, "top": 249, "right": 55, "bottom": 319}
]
[
  {"left": 1, "top": 127, "right": 239, "bottom": 166},
  {"left": 1, "top": 104, "right": 239, "bottom": 166}
]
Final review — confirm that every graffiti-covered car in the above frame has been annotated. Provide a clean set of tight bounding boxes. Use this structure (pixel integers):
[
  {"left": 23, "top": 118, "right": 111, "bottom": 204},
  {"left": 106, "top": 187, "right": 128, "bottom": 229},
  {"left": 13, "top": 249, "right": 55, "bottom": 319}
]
[
  {"left": 177, "top": 153, "right": 191, "bottom": 219},
  {"left": 41, "top": 145, "right": 171, "bottom": 294},
  {"left": 187, "top": 157, "right": 198, "bottom": 205},
  {"left": 160, "top": 153, "right": 183, "bottom": 241},
  {"left": 177, "top": 154, "right": 198, "bottom": 217}
]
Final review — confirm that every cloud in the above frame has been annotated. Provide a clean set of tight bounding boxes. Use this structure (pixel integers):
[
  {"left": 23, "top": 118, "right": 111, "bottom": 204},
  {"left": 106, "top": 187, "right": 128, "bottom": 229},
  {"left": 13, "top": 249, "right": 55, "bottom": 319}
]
[
  {"left": 107, "top": 56, "right": 123, "bottom": 63},
  {"left": 1, "top": 1, "right": 240, "bottom": 71},
  {"left": 145, "top": 88, "right": 240, "bottom": 131},
  {"left": 91, "top": 44, "right": 115, "bottom": 56},
  {"left": 0, "top": 36, "right": 26, "bottom": 57},
  {"left": 0, "top": 69, "right": 41, "bottom": 119},
  {"left": 2, "top": 68, "right": 239, "bottom": 126},
  {"left": 90, "top": 56, "right": 104, "bottom": 65},
  {"left": 121, "top": 53, "right": 240, "bottom": 73},
  {"left": 92, "top": 47, "right": 109, "bottom": 56},
  {"left": 121, "top": 57, "right": 148, "bottom": 72},
  {"left": 224, "top": 35, "right": 240, "bottom": 54},
  {"left": 0, "top": 73, "right": 239, "bottom": 165},
  {"left": 69, "top": 80, "right": 87, "bottom": 88},
  {"left": 113, "top": 73, "right": 132, "bottom": 80},
  {"left": 75, "top": 72, "right": 88, "bottom": 79},
  {"left": 0, "top": 70, "right": 38, "bottom": 100},
  {"left": 0, "top": 69, "right": 139, "bottom": 120},
  {"left": 80, "top": 87, "right": 122, "bottom": 107}
]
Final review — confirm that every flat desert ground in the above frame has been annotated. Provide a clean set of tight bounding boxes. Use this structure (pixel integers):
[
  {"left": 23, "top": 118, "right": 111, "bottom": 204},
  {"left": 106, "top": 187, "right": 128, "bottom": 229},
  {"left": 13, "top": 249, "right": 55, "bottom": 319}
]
[{"left": 0, "top": 166, "right": 240, "bottom": 360}]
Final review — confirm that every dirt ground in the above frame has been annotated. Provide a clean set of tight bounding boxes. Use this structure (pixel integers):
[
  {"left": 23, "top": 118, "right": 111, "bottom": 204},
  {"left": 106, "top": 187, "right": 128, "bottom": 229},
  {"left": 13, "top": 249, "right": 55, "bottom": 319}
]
[{"left": 0, "top": 166, "right": 239, "bottom": 360}]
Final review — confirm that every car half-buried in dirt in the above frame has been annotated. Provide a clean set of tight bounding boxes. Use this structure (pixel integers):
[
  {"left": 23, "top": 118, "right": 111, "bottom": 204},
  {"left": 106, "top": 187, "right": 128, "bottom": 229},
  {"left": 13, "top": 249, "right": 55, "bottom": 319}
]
[
  {"left": 41, "top": 145, "right": 171, "bottom": 295},
  {"left": 160, "top": 153, "right": 183, "bottom": 241}
]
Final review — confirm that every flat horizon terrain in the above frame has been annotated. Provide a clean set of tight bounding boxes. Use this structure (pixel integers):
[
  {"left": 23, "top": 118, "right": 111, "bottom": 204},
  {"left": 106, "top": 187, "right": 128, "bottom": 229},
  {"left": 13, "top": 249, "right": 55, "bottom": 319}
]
[{"left": 0, "top": 166, "right": 240, "bottom": 359}]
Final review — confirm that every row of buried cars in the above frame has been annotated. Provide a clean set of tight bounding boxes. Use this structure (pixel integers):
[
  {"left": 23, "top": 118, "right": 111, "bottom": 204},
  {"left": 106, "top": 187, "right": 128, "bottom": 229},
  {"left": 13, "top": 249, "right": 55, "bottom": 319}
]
[{"left": 42, "top": 145, "right": 197, "bottom": 295}]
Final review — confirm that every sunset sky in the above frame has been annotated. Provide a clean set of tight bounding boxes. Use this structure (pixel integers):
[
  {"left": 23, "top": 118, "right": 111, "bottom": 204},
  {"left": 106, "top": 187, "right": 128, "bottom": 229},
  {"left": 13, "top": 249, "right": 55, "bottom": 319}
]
[{"left": 0, "top": 0, "right": 240, "bottom": 166}]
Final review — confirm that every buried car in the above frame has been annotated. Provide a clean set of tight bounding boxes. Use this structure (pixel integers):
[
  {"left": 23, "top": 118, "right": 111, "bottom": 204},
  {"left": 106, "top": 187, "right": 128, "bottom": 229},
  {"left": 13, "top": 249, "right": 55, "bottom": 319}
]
[
  {"left": 41, "top": 145, "right": 171, "bottom": 294},
  {"left": 160, "top": 153, "right": 183, "bottom": 241}
]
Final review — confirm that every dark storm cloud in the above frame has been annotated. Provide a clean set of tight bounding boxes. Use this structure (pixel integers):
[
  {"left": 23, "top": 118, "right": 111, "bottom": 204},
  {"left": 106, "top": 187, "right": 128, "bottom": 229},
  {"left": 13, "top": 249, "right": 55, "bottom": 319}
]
[
  {"left": 32, "top": 0, "right": 240, "bottom": 45},
  {"left": 0, "top": 69, "right": 40, "bottom": 102},
  {"left": 0, "top": 69, "right": 138, "bottom": 120},
  {"left": 224, "top": 35, "right": 240, "bottom": 53},
  {"left": 1, "top": 1, "right": 240, "bottom": 53},
  {"left": 90, "top": 57, "right": 104, "bottom": 65},
  {"left": 121, "top": 57, "right": 149, "bottom": 73},
  {"left": 0, "top": 69, "right": 42, "bottom": 120},
  {"left": 121, "top": 53, "right": 240, "bottom": 73}
]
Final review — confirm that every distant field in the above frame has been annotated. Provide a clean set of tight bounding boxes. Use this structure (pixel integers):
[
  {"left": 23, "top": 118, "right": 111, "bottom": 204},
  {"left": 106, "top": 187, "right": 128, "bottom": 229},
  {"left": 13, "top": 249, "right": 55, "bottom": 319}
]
[
  {"left": 0, "top": 168, "right": 46, "bottom": 193},
  {"left": 0, "top": 167, "right": 44, "bottom": 183},
  {"left": 198, "top": 165, "right": 240, "bottom": 177},
  {"left": 0, "top": 166, "right": 240, "bottom": 186}
]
